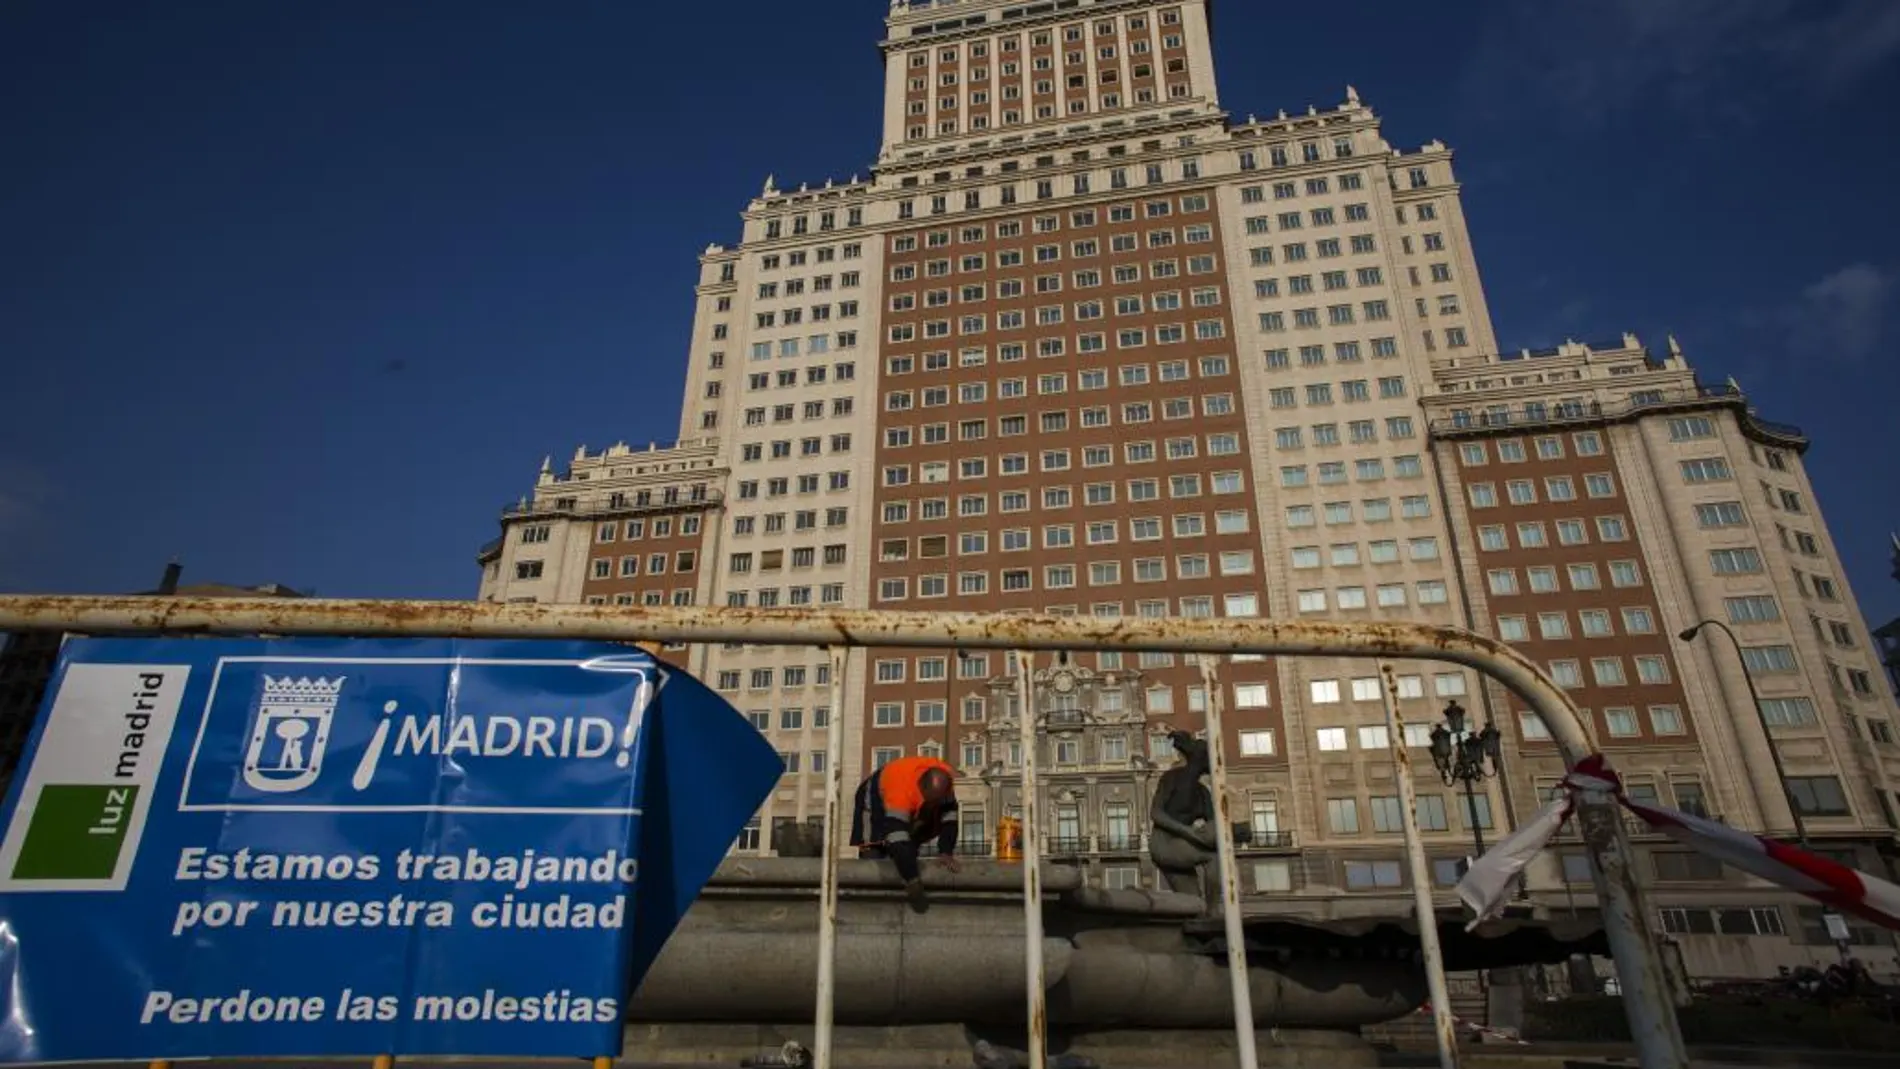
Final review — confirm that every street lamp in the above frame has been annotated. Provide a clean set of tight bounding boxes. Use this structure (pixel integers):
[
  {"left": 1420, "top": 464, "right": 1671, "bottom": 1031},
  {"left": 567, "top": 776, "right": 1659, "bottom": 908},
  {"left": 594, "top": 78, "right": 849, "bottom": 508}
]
[
  {"left": 1428, "top": 700, "right": 1504, "bottom": 856},
  {"left": 1680, "top": 619, "right": 1854, "bottom": 960},
  {"left": 1678, "top": 620, "right": 1807, "bottom": 846}
]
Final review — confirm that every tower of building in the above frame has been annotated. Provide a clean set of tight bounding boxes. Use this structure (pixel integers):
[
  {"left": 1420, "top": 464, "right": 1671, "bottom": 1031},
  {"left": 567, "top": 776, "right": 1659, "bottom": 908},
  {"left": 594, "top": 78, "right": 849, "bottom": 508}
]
[{"left": 477, "top": 0, "right": 1900, "bottom": 973}]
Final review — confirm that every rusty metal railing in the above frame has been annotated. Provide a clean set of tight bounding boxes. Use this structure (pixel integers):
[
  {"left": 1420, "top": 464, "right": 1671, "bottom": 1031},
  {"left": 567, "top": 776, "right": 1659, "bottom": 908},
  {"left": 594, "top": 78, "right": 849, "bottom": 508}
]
[{"left": 0, "top": 596, "right": 1691, "bottom": 1069}]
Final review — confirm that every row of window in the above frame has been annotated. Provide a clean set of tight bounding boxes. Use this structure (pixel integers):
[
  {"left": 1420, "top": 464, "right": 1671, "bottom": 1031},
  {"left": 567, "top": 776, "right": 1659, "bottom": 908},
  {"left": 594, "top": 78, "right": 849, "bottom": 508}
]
[
  {"left": 897, "top": 224, "right": 1217, "bottom": 274},
  {"left": 1460, "top": 430, "right": 1611, "bottom": 463},
  {"left": 1243, "top": 203, "right": 1378, "bottom": 235},
  {"left": 592, "top": 515, "right": 700, "bottom": 543},
  {"left": 1288, "top": 536, "right": 1443, "bottom": 568},
  {"left": 1273, "top": 377, "right": 1411, "bottom": 409},
  {"left": 1478, "top": 515, "right": 1631, "bottom": 550},
  {"left": 740, "top": 398, "right": 857, "bottom": 427},
  {"left": 1530, "top": 654, "right": 1675, "bottom": 691},
  {"left": 1308, "top": 674, "right": 1469, "bottom": 706},
  {"left": 905, "top": 9, "right": 1180, "bottom": 63},
  {"left": 887, "top": 277, "right": 1224, "bottom": 338},
  {"left": 1484, "top": 560, "right": 1646, "bottom": 596},
  {"left": 878, "top": 469, "right": 1258, "bottom": 520},
  {"left": 904, "top": 81, "right": 1193, "bottom": 137},
  {"left": 1242, "top": 175, "right": 1393, "bottom": 221},
  {"left": 888, "top": 374, "right": 1238, "bottom": 411},
  {"left": 1292, "top": 581, "right": 1451, "bottom": 612},
  {"left": 1272, "top": 418, "right": 1425, "bottom": 449},
  {"left": 754, "top": 200, "right": 861, "bottom": 237},
  {"left": 894, "top": 200, "right": 1213, "bottom": 252},
  {"left": 722, "top": 585, "right": 847, "bottom": 609},
  {"left": 741, "top": 704, "right": 833, "bottom": 732},
  {"left": 739, "top": 436, "right": 854, "bottom": 463},
  {"left": 907, "top": 55, "right": 1182, "bottom": 113},
  {"left": 753, "top": 303, "right": 860, "bottom": 330},
  {"left": 892, "top": 284, "right": 1226, "bottom": 320},
  {"left": 589, "top": 551, "right": 697, "bottom": 580},
  {"left": 733, "top": 472, "right": 852, "bottom": 499},
  {"left": 728, "top": 545, "right": 851, "bottom": 574},
  {"left": 582, "top": 590, "right": 694, "bottom": 608},
  {"left": 1246, "top": 238, "right": 1400, "bottom": 269},
  {"left": 1468, "top": 473, "right": 1618, "bottom": 508},
  {"left": 875, "top": 562, "right": 1274, "bottom": 602},
  {"left": 1257, "top": 300, "right": 1395, "bottom": 334},
  {"left": 730, "top": 509, "right": 850, "bottom": 536},
  {"left": 888, "top": 419, "right": 1241, "bottom": 460},
  {"left": 1285, "top": 496, "right": 1436, "bottom": 526},
  {"left": 1444, "top": 396, "right": 1627, "bottom": 428},
  {"left": 882, "top": 522, "right": 1264, "bottom": 564},
  {"left": 754, "top": 271, "right": 862, "bottom": 301},
  {"left": 908, "top": 30, "right": 1178, "bottom": 76},
  {"left": 755, "top": 245, "right": 863, "bottom": 272},
  {"left": 725, "top": 337, "right": 858, "bottom": 371},
  {"left": 1279, "top": 455, "right": 1429, "bottom": 489},
  {"left": 1264, "top": 338, "right": 1403, "bottom": 368},
  {"left": 1252, "top": 265, "right": 1393, "bottom": 300},
  {"left": 1496, "top": 606, "right": 1659, "bottom": 641},
  {"left": 1322, "top": 793, "right": 1494, "bottom": 836},
  {"left": 889, "top": 351, "right": 1233, "bottom": 384},
  {"left": 885, "top": 450, "right": 1248, "bottom": 489},
  {"left": 721, "top": 663, "right": 835, "bottom": 692}
]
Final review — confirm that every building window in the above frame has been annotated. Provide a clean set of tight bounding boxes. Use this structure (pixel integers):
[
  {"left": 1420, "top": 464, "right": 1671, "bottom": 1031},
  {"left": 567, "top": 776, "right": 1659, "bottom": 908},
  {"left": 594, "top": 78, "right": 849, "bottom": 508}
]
[{"left": 1787, "top": 777, "right": 1851, "bottom": 817}]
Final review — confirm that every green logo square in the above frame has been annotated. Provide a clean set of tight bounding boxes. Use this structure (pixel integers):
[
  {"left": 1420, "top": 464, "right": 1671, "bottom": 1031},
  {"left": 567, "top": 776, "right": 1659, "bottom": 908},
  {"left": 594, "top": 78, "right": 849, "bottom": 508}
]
[{"left": 10, "top": 784, "right": 139, "bottom": 881}]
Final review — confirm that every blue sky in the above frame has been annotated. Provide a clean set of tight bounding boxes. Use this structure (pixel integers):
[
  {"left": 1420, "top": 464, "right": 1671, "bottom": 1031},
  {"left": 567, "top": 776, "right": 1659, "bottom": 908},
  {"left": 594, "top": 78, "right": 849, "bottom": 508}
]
[{"left": 2, "top": 0, "right": 1897, "bottom": 626}]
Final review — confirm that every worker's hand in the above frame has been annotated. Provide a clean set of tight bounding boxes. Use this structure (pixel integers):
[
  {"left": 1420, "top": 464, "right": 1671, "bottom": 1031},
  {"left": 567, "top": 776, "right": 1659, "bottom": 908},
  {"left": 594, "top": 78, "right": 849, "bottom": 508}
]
[{"left": 936, "top": 853, "right": 963, "bottom": 874}]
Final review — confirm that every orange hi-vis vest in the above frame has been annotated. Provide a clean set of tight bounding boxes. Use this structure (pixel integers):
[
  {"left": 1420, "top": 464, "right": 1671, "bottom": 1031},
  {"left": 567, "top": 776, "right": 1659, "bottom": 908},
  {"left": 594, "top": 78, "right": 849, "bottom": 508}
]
[{"left": 875, "top": 755, "right": 956, "bottom": 824}]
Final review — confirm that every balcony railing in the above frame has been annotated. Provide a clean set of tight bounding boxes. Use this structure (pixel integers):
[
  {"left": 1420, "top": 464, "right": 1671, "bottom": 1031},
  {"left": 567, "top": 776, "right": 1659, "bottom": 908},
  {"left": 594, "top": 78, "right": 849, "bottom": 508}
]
[
  {"left": 919, "top": 837, "right": 990, "bottom": 858},
  {"left": 502, "top": 488, "right": 724, "bottom": 521},
  {"left": 1236, "top": 829, "right": 1297, "bottom": 851},
  {"left": 1428, "top": 383, "right": 1807, "bottom": 448}
]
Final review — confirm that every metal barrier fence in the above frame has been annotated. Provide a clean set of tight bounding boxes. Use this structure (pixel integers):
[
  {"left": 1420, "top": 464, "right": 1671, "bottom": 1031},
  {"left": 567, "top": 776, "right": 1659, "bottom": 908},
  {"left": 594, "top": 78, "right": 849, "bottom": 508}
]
[{"left": 0, "top": 596, "right": 1691, "bottom": 1069}]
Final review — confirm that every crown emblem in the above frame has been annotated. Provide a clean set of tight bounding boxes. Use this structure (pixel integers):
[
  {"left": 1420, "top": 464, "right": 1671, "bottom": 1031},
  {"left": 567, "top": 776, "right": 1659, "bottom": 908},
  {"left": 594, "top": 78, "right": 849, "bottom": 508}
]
[
  {"left": 244, "top": 676, "right": 346, "bottom": 795},
  {"left": 261, "top": 676, "right": 346, "bottom": 707}
]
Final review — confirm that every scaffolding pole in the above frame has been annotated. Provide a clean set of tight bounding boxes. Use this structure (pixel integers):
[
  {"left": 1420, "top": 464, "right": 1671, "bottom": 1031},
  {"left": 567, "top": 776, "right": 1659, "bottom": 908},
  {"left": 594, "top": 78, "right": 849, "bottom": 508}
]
[{"left": 0, "top": 596, "right": 1689, "bottom": 1069}]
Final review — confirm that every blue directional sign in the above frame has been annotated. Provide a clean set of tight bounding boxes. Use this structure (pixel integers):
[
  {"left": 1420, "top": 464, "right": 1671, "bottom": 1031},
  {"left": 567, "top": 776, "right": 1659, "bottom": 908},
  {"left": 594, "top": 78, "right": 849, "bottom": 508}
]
[{"left": 0, "top": 637, "right": 784, "bottom": 1062}]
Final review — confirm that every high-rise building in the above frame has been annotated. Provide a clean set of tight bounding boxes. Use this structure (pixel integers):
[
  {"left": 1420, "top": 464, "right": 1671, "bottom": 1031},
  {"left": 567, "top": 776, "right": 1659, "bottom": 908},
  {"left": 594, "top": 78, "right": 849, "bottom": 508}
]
[{"left": 475, "top": 0, "right": 1900, "bottom": 974}]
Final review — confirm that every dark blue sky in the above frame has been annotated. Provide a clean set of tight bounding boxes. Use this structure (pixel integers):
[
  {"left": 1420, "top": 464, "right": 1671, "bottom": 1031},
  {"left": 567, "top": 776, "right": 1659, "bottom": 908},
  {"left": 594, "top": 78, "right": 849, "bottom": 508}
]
[{"left": 2, "top": 1, "right": 1897, "bottom": 624}]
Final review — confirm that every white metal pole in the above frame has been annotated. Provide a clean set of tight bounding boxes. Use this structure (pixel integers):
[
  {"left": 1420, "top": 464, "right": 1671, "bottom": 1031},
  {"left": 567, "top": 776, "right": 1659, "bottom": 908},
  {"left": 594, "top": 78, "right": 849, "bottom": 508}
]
[
  {"left": 1379, "top": 662, "right": 1460, "bottom": 1069},
  {"left": 0, "top": 596, "right": 1687, "bottom": 1069},
  {"left": 1194, "top": 656, "right": 1258, "bottom": 1069},
  {"left": 1014, "top": 650, "right": 1047, "bottom": 1069},
  {"left": 1576, "top": 783, "right": 1688, "bottom": 1067},
  {"left": 813, "top": 648, "right": 850, "bottom": 1069}
]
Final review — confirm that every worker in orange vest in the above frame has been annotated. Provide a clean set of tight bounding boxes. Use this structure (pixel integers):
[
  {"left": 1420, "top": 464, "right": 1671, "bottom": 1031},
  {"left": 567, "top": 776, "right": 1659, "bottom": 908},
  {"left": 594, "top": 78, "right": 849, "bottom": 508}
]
[{"left": 851, "top": 755, "right": 962, "bottom": 905}]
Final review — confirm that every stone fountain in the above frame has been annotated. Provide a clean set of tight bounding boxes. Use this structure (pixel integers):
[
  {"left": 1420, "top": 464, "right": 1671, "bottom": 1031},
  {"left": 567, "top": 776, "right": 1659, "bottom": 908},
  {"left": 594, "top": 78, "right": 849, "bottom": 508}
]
[{"left": 621, "top": 857, "right": 1603, "bottom": 1068}]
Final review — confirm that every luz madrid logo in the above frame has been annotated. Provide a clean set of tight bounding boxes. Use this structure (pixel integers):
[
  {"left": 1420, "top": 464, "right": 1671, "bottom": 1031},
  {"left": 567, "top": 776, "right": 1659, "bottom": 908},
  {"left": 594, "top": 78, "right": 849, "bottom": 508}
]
[{"left": 242, "top": 675, "right": 342, "bottom": 794}]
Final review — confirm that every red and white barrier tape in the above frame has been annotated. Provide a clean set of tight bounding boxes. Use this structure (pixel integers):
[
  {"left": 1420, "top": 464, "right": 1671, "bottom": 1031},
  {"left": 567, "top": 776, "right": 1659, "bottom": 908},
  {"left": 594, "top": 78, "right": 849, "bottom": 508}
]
[{"left": 1416, "top": 1003, "right": 1529, "bottom": 1045}]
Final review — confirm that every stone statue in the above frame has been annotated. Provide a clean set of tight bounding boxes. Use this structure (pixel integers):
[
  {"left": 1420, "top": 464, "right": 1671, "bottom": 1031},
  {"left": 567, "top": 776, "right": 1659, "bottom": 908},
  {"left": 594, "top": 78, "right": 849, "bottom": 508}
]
[{"left": 1148, "top": 729, "right": 1220, "bottom": 910}]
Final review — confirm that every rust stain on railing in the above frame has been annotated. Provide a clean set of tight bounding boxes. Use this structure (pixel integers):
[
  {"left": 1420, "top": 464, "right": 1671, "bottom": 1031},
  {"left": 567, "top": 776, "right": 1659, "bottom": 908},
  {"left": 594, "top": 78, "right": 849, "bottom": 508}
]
[{"left": 0, "top": 595, "right": 1506, "bottom": 656}]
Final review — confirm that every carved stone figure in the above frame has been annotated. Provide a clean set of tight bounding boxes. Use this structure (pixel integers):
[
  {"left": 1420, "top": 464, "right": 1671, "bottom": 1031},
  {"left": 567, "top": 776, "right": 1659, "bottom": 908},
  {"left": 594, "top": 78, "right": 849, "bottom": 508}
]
[{"left": 1147, "top": 729, "right": 1220, "bottom": 910}]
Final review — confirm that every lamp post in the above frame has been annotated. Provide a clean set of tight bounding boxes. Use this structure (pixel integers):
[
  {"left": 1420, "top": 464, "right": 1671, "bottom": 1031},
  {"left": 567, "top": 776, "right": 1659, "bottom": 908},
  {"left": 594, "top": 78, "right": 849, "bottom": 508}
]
[
  {"left": 1428, "top": 700, "right": 1504, "bottom": 858},
  {"left": 1680, "top": 620, "right": 1849, "bottom": 962},
  {"left": 1678, "top": 620, "right": 1807, "bottom": 845}
]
